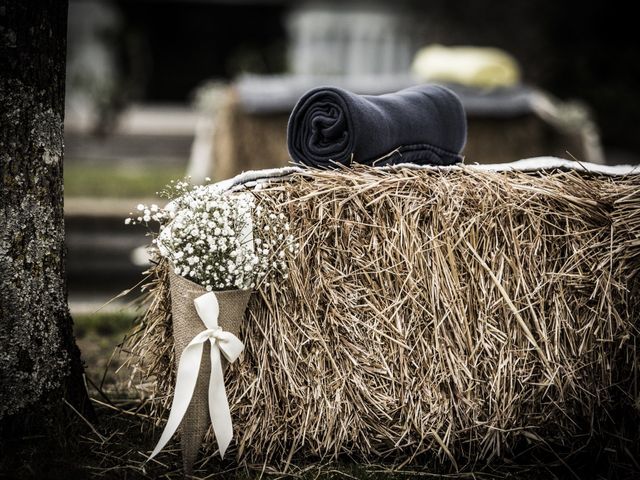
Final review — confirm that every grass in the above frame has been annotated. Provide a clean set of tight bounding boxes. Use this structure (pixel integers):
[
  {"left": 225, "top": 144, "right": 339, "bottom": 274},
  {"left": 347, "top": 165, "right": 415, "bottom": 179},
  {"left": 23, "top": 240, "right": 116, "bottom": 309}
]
[
  {"left": 73, "top": 311, "right": 138, "bottom": 337},
  {"left": 64, "top": 163, "right": 186, "bottom": 198},
  {"left": 73, "top": 310, "right": 139, "bottom": 402}
]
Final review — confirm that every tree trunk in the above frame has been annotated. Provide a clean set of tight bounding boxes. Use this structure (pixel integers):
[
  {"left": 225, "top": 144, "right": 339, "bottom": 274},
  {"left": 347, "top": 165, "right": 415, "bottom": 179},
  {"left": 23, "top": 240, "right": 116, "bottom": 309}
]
[{"left": 0, "top": 0, "right": 92, "bottom": 441}]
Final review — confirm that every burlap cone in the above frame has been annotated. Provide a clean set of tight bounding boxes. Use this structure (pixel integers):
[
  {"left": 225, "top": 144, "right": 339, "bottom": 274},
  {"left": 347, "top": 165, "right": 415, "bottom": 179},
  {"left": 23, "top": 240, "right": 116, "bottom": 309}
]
[{"left": 168, "top": 269, "right": 251, "bottom": 476}]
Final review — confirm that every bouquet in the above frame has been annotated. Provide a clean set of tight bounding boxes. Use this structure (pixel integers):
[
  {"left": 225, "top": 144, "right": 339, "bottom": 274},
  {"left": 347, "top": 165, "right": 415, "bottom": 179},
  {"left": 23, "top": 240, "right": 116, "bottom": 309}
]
[{"left": 128, "top": 180, "right": 298, "bottom": 474}]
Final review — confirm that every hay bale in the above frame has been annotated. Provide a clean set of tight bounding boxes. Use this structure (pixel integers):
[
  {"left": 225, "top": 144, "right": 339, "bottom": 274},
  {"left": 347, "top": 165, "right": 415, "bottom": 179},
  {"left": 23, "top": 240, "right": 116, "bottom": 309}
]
[
  {"left": 213, "top": 90, "right": 290, "bottom": 182},
  {"left": 128, "top": 165, "right": 640, "bottom": 471}
]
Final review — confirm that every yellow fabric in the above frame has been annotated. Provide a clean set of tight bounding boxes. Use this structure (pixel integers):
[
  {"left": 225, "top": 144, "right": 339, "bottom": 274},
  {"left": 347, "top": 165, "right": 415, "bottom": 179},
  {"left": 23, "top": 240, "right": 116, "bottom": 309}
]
[{"left": 411, "top": 45, "right": 521, "bottom": 89}]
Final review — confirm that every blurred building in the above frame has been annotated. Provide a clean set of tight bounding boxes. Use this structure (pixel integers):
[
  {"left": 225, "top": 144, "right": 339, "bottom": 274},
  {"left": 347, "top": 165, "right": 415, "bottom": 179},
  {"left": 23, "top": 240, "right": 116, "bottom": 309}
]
[{"left": 287, "top": 3, "right": 425, "bottom": 76}]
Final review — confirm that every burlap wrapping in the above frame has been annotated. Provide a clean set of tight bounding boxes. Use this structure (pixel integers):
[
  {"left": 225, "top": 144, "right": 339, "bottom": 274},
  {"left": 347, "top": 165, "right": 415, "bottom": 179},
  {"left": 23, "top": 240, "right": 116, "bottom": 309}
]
[{"left": 168, "top": 269, "right": 251, "bottom": 476}]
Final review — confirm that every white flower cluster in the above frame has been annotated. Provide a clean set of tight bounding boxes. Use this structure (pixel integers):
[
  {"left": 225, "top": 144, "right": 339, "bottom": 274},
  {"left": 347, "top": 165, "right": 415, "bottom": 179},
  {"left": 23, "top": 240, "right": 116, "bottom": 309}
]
[{"left": 127, "top": 180, "right": 299, "bottom": 291}]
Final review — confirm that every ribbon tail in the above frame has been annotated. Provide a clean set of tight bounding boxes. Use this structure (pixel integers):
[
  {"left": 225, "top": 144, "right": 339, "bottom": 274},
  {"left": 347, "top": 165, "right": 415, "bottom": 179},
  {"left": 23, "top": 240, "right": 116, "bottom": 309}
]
[
  {"left": 147, "top": 339, "right": 205, "bottom": 461},
  {"left": 208, "top": 341, "right": 234, "bottom": 458}
]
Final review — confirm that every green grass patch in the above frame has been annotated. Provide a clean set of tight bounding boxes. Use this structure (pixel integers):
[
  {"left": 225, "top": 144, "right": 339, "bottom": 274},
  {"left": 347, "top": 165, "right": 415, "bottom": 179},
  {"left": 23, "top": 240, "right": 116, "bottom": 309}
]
[
  {"left": 73, "top": 311, "right": 138, "bottom": 337},
  {"left": 65, "top": 164, "right": 185, "bottom": 198}
]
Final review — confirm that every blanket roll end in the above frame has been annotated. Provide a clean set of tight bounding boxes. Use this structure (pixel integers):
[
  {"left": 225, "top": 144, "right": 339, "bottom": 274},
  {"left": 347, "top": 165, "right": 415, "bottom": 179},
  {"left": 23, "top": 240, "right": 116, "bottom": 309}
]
[{"left": 286, "top": 86, "right": 356, "bottom": 168}]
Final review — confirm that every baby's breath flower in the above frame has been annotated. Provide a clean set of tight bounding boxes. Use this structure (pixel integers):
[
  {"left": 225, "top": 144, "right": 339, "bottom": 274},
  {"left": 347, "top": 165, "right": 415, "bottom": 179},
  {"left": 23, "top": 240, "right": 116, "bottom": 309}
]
[{"left": 127, "top": 181, "right": 299, "bottom": 291}]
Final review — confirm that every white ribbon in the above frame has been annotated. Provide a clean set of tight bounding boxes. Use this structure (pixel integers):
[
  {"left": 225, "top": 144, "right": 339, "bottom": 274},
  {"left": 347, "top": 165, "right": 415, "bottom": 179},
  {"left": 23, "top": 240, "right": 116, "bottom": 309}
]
[{"left": 147, "top": 292, "right": 244, "bottom": 461}]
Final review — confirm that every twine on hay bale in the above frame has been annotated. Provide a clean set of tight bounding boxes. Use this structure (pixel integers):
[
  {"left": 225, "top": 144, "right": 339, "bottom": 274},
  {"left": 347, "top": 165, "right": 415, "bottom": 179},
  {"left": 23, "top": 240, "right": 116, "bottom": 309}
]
[{"left": 126, "top": 165, "right": 640, "bottom": 472}]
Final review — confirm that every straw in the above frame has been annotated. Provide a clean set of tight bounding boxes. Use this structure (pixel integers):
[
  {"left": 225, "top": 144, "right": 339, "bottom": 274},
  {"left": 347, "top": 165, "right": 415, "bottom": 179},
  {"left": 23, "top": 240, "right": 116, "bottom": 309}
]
[{"left": 125, "top": 165, "right": 640, "bottom": 472}]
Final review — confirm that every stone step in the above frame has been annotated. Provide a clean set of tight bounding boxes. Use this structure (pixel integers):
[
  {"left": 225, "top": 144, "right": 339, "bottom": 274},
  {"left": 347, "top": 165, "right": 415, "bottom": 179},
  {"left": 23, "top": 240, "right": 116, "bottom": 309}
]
[{"left": 65, "top": 197, "right": 151, "bottom": 300}]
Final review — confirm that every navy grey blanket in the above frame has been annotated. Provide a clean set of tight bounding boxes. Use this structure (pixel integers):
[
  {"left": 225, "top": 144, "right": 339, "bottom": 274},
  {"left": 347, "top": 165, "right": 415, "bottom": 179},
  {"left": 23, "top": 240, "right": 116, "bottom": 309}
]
[{"left": 286, "top": 84, "right": 467, "bottom": 168}]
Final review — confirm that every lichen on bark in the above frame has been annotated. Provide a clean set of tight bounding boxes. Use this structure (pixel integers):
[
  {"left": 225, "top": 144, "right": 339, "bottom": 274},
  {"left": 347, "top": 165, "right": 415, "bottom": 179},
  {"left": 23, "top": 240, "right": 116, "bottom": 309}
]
[{"left": 0, "top": 83, "right": 71, "bottom": 417}]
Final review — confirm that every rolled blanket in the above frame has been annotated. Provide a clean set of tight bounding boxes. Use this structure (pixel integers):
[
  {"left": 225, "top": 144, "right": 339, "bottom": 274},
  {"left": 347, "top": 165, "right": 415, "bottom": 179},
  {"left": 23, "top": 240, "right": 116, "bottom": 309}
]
[{"left": 287, "top": 84, "right": 467, "bottom": 168}]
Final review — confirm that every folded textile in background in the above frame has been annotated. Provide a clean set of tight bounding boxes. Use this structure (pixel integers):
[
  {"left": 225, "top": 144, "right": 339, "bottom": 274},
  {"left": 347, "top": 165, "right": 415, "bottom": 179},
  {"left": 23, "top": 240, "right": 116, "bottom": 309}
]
[
  {"left": 236, "top": 74, "right": 415, "bottom": 114},
  {"left": 411, "top": 45, "right": 521, "bottom": 89},
  {"left": 236, "top": 74, "right": 544, "bottom": 117},
  {"left": 287, "top": 84, "right": 467, "bottom": 168}
]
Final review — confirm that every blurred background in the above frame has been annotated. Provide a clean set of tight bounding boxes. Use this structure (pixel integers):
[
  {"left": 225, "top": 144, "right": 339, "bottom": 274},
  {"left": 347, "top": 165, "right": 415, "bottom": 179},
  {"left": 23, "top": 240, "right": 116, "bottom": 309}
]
[{"left": 65, "top": 0, "right": 640, "bottom": 360}]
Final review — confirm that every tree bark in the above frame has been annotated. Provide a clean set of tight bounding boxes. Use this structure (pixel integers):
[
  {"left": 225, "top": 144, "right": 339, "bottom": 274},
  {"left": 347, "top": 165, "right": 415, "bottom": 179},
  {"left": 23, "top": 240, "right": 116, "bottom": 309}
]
[{"left": 0, "top": 0, "right": 92, "bottom": 439}]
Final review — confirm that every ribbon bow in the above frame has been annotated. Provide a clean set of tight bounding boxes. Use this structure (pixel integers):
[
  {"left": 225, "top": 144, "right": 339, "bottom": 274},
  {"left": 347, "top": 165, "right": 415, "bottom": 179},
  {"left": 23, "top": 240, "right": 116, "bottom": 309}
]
[{"left": 147, "top": 292, "right": 244, "bottom": 461}]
